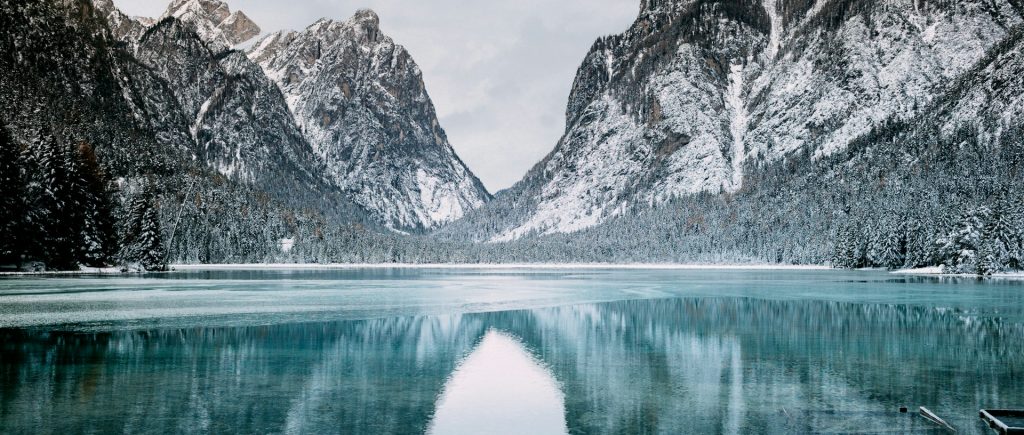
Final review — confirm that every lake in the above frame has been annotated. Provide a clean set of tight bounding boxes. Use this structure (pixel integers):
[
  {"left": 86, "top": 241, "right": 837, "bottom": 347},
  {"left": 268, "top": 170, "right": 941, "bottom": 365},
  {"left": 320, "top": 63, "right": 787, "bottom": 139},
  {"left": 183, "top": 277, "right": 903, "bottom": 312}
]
[{"left": 1, "top": 268, "right": 1022, "bottom": 434}]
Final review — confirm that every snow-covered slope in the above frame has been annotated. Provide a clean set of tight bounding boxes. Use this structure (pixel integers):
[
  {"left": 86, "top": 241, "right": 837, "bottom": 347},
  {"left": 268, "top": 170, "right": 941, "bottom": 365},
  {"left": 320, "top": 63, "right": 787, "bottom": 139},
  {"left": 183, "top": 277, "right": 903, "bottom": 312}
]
[
  {"left": 92, "top": 0, "right": 150, "bottom": 41},
  {"left": 92, "top": 0, "right": 488, "bottom": 231},
  {"left": 475, "top": 0, "right": 1022, "bottom": 241},
  {"left": 95, "top": 4, "right": 328, "bottom": 201},
  {"left": 249, "top": 10, "right": 491, "bottom": 230},
  {"left": 161, "top": 0, "right": 259, "bottom": 49}
]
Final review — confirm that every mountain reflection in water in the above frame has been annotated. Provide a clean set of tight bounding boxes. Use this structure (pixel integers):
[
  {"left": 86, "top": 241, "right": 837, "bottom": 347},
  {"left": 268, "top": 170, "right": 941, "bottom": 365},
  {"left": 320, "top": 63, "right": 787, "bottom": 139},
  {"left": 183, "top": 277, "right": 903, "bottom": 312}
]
[
  {"left": 427, "top": 330, "right": 568, "bottom": 435},
  {"left": 2, "top": 297, "right": 1021, "bottom": 434}
]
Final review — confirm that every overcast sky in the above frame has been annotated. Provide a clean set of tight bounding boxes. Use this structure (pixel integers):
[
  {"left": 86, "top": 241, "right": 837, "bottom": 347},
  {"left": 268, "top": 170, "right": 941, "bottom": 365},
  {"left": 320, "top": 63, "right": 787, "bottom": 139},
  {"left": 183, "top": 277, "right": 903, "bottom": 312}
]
[{"left": 113, "top": 0, "right": 638, "bottom": 192}]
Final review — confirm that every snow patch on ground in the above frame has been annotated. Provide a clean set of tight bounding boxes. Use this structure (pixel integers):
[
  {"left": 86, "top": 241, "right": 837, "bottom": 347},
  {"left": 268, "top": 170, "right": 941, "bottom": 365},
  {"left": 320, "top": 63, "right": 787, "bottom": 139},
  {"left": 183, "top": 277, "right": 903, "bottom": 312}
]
[
  {"left": 891, "top": 266, "right": 945, "bottom": 275},
  {"left": 764, "top": 0, "right": 783, "bottom": 60},
  {"left": 190, "top": 95, "right": 213, "bottom": 141},
  {"left": 726, "top": 63, "right": 748, "bottom": 191},
  {"left": 807, "top": 0, "right": 829, "bottom": 18},
  {"left": 891, "top": 267, "right": 1024, "bottom": 279},
  {"left": 0, "top": 266, "right": 122, "bottom": 276},
  {"left": 415, "top": 169, "right": 474, "bottom": 228}
]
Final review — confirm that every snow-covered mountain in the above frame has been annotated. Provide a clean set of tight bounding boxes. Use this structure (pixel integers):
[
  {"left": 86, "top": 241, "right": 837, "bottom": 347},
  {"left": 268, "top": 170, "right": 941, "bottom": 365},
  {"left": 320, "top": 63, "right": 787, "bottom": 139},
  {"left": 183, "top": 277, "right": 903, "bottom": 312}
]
[
  {"left": 91, "top": 0, "right": 334, "bottom": 205},
  {"left": 161, "top": 0, "right": 260, "bottom": 49},
  {"left": 472, "top": 0, "right": 1023, "bottom": 241},
  {"left": 91, "top": 0, "right": 489, "bottom": 231},
  {"left": 248, "top": 10, "right": 491, "bottom": 230}
]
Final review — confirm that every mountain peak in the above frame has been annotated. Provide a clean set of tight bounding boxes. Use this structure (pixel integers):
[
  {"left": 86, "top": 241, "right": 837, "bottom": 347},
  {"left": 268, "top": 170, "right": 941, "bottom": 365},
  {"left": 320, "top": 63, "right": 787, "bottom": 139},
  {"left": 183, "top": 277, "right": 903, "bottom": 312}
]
[
  {"left": 162, "top": 0, "right": 261, "bottom": 47},
  {"left": 350, "top": 8, "right": 380, "bottom": 28},
  {"left": 247, "top": 8, "right": 490, "bottom": 229}
]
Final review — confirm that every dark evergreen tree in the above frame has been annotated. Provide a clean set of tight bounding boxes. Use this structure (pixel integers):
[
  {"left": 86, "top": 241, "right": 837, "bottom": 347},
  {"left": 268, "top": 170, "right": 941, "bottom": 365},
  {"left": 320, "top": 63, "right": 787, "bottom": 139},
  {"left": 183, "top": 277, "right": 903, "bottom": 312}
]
[
  {"left": 76, "top": 142, "right": 117, "bottom": 266},
  {"left": 0, "top": 123, "right": 25, "bottom": 265},
  {"left": 936, "top": 207, "right": 989, "bottom": 274},
  {"left": 23, "top": 133, "right": 85, "bottom": 269},
  {"left": 119, "top": 184, "right": 167, "bottom": 271}
]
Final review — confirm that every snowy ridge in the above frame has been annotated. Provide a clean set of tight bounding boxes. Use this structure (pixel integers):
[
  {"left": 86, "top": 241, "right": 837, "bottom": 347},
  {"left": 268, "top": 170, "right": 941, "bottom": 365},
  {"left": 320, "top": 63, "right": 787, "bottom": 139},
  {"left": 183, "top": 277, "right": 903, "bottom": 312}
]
[
  {"left": 479, "top": 0, "right": 1023, "bottom": 241},
  {"left": 92, "top": 0, "right": 150, "bottom": 42},
  {"left": 161, "top": 0, "right": 260, "bottom": 50},
  {"left": 93, "top": 1, "right": 487, "bottom": 231},
  {"left": 97, "top": 0, "right": 329, "bottom": 196},
  {"left": 248, "top": 9, "right": 490, "bottom": 230}
]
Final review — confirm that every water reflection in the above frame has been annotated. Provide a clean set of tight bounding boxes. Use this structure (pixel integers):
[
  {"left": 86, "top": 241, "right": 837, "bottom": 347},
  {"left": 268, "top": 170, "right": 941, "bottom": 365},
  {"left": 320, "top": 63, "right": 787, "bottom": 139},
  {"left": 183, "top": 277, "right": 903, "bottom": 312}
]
[
  {"left": 427, "top": 330, "right": 568, "bottom": 435},
  {"left": 2, "top": 297, "right": 1021, "bottom": 434}
]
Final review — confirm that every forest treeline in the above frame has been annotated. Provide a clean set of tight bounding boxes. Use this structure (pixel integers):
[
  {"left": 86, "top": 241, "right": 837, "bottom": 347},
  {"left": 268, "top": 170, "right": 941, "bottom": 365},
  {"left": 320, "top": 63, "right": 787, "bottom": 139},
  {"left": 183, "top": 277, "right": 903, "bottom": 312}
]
[{"left": 0, "top": 124, "right": 164, "bottom": 271}]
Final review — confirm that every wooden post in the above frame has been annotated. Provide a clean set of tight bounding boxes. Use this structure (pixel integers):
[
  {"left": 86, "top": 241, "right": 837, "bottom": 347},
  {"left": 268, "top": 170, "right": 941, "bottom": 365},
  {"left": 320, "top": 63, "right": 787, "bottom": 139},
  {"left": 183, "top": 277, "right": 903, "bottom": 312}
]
[{"left": 920, "top": 407, "right": 956, "bottom": 433}]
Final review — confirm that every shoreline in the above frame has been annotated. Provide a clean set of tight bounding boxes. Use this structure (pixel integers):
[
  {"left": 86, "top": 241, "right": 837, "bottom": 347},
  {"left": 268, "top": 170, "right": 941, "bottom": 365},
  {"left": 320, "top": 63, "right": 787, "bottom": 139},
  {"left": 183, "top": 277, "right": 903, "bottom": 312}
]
[
  {"left": 890, "top": 267, "right": 1024, "bottom": 280},
  {"left": 2, "top": 263, "right": 834, "bottom": 276},
  {"left": 170, "top": 263, "right": 834, "bottom": 271},
  {"left": 6, "top": 263, "right": 1023, "bottom": 278},
  {"left": 0, "top": 266, "right": 122, "bottom": 277}
]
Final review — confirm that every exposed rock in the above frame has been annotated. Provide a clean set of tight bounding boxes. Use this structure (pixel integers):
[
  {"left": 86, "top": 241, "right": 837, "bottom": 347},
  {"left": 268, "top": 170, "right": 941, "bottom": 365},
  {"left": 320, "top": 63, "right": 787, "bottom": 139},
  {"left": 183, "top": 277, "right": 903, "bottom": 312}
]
[
  {"left": 92, "top": 0, "right": 148, "bottom": 41},
  {"left": 250, "top": 9, "right": 491, "bottom": 230},
  {"left": 477, "top": 0, "right": 1022, "bottom": 240},
  {"left": 162, "top": 0, "right": 261, "bottom": 49}
]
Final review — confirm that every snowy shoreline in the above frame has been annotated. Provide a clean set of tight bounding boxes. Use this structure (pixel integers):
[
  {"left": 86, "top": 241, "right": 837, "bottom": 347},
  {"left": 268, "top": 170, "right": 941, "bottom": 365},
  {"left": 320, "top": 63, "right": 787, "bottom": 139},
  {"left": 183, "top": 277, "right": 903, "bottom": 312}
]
[
  {"left": 6, "top": 264, "right": 1022, "bottom": 278},
  {"left": 1, "top": 263, "right": 832, "bottom": 276},
  {"left": 0, "top": 266, "right": 123, "bottom": 276},
  {"left": 891, "top": 267, "right": 1024, "bottom": 279},
  {"left": 171, "top": 263, "right": 833, "bottom": 271}
]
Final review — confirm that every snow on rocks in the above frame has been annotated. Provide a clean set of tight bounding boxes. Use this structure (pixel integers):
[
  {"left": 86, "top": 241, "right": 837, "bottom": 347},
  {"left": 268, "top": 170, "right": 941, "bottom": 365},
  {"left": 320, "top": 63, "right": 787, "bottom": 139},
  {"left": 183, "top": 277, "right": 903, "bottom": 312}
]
[
  {"left": 483, "top": 0, "right": 1024, "bottom": 241},
  {"left": 161, "top": 0, "right": 260, "bottom": 50},
  {"left": 248, "top": 10, "right": 490, "bottom": 230}
]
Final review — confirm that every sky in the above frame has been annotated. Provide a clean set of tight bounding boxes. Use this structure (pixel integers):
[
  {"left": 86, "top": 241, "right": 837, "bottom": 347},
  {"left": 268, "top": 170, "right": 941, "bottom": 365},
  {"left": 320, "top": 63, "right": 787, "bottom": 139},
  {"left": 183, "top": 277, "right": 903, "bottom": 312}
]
[{"left": 112, "top": 0, "right": 639, "bottom": 192}]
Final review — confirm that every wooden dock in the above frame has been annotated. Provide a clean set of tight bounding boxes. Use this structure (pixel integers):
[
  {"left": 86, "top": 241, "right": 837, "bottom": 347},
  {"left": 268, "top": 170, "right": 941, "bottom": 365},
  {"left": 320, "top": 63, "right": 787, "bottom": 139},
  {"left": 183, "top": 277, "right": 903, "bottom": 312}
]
[{"left": 980, "top": 410, "right": 1024, "bottom": 434}]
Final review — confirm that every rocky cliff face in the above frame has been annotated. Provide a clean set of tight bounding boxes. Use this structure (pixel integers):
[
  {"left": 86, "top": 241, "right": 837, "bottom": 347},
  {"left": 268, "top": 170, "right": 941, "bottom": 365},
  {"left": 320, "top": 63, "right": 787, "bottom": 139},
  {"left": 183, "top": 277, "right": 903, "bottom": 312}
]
[
  {"left": 90, "top": 0, "right": 331, "bottom": 206},
  {"left": 129, "top": 18, "right": 321, "bottom": 189},
  {"left": 249, "top": 10, "right": 491, "bottom": 230},
  {"left": 478, "top": 0, "right": 1022, "bottom": 241},
  {"left": 92, "top": 0, "right": 149, "bottom": 41},
  {"left": 90, "top": 0, "right": 488, "bottom": 230},
  {"left": 162, "top": 0, "right": 259, "bottom": 48}
]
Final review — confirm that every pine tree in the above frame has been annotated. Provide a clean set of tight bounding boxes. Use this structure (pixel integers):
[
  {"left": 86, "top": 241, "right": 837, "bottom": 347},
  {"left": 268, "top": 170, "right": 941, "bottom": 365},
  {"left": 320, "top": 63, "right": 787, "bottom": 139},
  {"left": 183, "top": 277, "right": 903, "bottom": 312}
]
[
  {"left": 119, "top": 184, "right": 167, "bottom": 271},
  {"left": 1009, "top": 196, "right": 1024, "bottom": 271},
  {"left": 25, "top": 133, "right": 85, "bottom": 269},
  {"left": 76, "top": 142, "right": 117, "bottom": 267},
  {"left": 867, "top": 213, "right": 905, "bottom": 269},
  {"left": 0, "top": 123, "right": 25, "bottom": 265},
  {"left": 937, "top": 207, "right": 990, "bottom": 274},
  {"left": 137, "top": 204, "right": 166, "bottom": 271},
  {"left": 832, "top": 224, "right": 862, "bottom": 268},
  {"left": 902, "top": 217, "right": 929, "bottom": 269}
]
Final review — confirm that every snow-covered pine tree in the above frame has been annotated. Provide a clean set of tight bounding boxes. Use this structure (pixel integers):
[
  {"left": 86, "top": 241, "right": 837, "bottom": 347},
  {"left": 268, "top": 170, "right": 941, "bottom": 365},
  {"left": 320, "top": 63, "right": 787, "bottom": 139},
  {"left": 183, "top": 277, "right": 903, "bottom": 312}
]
[
  {"left": 866, "top": 212, "right": 906, "bottom": 269},
  {"left": 977, "top": 193, "right": 1022, "bottom": 274},
  {"left": 902, "top": 215, "right": 930, "bottom": 269},
  {"left": 831, "top": 224, "right": 860, "bottom": 269},
  {"left": 937, "top": 207, "right": 990, "bottom": 274},
  {"left": 75, "top": 141, "right": 116, "bottom": 267},
  {"left": 137, "top": 203, "right": 166, "bottom": 271},
  {"left": 0, "top": 123, "right": 25, "bottom": 265},
  {"left": 24, "top": 133, "right": 86, "bottom": 269},
  {"left": 119, "top": 184, "right": 167, "bottom": 271},
  {"left": 1009, "top": 196, "right": 1024, "bottom": 271}
]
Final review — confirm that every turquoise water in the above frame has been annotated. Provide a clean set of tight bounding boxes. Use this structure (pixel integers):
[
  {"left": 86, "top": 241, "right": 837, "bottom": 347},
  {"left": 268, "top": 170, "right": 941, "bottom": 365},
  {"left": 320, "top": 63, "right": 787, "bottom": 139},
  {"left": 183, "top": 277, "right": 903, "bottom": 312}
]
[{"left": 1, "top": 268, "right": 1022, "bottom": 434}]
